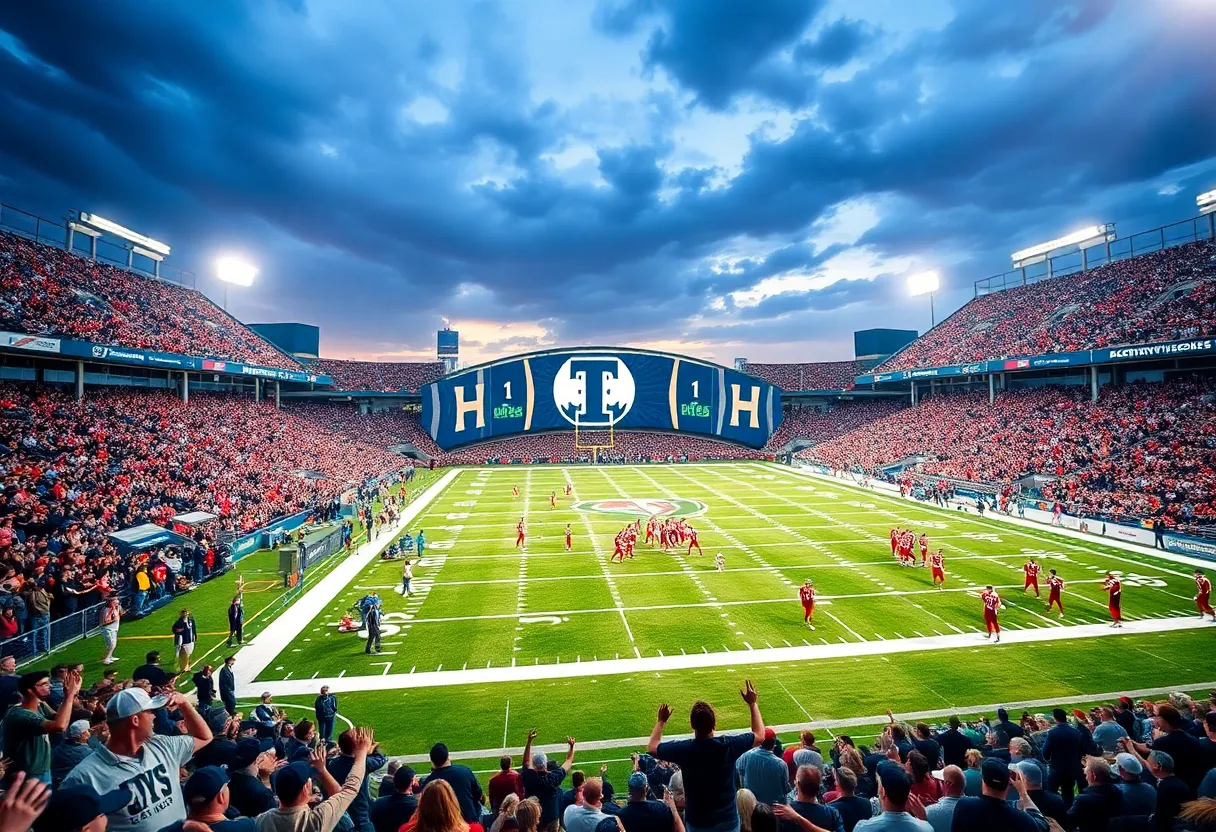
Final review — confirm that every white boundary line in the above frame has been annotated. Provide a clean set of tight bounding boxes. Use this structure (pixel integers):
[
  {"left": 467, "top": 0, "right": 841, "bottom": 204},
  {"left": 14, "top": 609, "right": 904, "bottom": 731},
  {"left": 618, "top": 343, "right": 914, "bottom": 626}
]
[
  {"left": 391, "top": 678, "right": 1216, "bottom": 764},
  {"left": 232, "top": 469, "right": 462, "bottom": 695},
  {"left": 776, "top": 464, "right": 1215, "bottom": 572},
  {"left": 251, "top": 614, "right": 1211, "bottom": 697}
]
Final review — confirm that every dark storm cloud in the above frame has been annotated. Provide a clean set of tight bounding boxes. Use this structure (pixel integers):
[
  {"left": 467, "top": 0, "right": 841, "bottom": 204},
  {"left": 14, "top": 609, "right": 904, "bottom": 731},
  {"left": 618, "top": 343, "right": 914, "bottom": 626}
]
[
  {"left": 595, "top": 0, "right": 827, "bottom": 109},
  {"left": 0, "top": 0, "right": 1212, "bottom": 361},
  {"left": 794, "top": 18, "right": 876, "bottom": 67}
]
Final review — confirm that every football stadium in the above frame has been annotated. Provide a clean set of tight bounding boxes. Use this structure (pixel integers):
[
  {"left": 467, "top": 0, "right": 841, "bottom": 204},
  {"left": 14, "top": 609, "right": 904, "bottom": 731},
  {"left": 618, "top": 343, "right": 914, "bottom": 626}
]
[{"left": 2, "top": 4, "right": 1216, "bottom": 832}]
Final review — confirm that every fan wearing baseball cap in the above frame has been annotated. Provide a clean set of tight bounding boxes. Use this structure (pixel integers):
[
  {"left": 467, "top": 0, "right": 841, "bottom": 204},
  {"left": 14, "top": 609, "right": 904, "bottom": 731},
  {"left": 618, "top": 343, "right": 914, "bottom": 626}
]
[
  {"left": 59, "top": 686, "right": 214, "bottom": 832},
  {"left": 258, "top": 726, "right": 377, "bottom": 832},
  {"left": 33, "top": 780, "right": 131, "bottom": 832},
  {"left": 157, "top": 766, "right": 257, "bottom": 832},
  {"left": 946, "top": 759, "right": 1043, "bottom": 832}
]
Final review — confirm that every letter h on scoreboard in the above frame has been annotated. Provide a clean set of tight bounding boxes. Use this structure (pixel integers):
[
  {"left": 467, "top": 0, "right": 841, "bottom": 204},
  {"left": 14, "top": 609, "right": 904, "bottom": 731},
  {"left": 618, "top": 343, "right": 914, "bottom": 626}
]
[
  {"left": 453, "top": 382, "right": 485, "bottom": 432},
  {"left": 729, "top": 383, "right": 761, "bottom": 429}
]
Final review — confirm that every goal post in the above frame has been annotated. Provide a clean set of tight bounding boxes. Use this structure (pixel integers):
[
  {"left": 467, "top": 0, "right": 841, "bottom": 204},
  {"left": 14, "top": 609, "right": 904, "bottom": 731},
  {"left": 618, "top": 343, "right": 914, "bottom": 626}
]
[{"left": 573, "top": 421, "right": 614, "bottom": 461}]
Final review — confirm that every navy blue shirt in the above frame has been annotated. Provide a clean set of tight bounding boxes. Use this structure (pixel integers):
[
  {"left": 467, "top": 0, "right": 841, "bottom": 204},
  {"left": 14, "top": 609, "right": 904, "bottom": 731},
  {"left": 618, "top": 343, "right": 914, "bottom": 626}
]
[
  {"left": 618, "top": 800, "right": 673, "bottom": 832},
  {"left": 424, "top": 764, "right": 484, "bottom": 823},
  {"left": 656, "top": 732, "right": 755, "bottom": 829},
  {"left": 521, "top": 766, "right": 567, "bottom": 828}
]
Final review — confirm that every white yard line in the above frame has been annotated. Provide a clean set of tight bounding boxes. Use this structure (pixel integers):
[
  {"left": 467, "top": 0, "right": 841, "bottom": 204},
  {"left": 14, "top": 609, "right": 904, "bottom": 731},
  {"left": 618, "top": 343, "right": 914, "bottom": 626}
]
[
  {"left": 776, "top": 464, "right": 1214, "bottom": 574},
  {"left": 577, "top": 468, "right": 640, "bottom": 657},
  {"left": 231, "top": 469, "right": 461, "bottom": 695},
  {"left": 254, "top": 615, "right": 1213, "bottom": 698},
  {"left": 391, "top": 675, "right": 1216, "bottom": 762}
]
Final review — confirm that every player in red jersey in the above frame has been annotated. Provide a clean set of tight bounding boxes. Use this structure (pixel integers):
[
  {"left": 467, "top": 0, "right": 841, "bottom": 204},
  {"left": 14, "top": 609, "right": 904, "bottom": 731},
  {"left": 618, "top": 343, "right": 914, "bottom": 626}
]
[
  {"left": 929, "top": 549, "right": 945, "bottom": 588},
  {"left": 799, "top": 580, "right": 816, "bottom": 629},
  {"left": 611, "top": 532, "right": 625, "bottom": 563},
  {"left": 1046, "top": 569, "right": 1064, "bottom": 617},
  {"left": 1023, "top": 559, "right": 1041, "bottom": 597},
  {"left": 512, "top": 485, "right": 519, "bottom": 499},
  {"left": 1194, "top": 569, "right": 1214, "bottom": 620},
  {"left": 687, "top": 526, "right": 702, "bottom": 556},
  {"left": 645, "top": 517, "right": 656, "bottom": 545},
  {"left": 1103, "top": 572, "right": 1122, "bottom": 627},
  {"left": 890, "top": 528, "right": 899, "bottom": 557},
  {"left": 900, "top": 531, "right": 915, "bottom": 566},
  {"left": 565, "top": 523, "right": 572, "bottom": 552},
  {"left": 918, "top": 533, "right": 928, "bottom": 566},
  {"left": 625, "top": 526, "right": 637, "bottom": 559},
  {"left": 515, "top": 518, "right": 526, "bottom": 548},
  {"left": 980, "top": 585, "right": 1002, "bottom": 642},
  {"left": 550, "top": 491, "right": 557, "bottom": 509},
  {"left": 565, "top": 483, "right": 573, "bottom": 497}
]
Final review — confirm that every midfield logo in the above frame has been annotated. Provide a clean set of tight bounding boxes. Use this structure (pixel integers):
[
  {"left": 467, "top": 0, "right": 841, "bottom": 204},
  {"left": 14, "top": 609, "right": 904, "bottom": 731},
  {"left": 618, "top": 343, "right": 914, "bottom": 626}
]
[{"left": 572, "top": 497, "right": 706, "bottom": 517}]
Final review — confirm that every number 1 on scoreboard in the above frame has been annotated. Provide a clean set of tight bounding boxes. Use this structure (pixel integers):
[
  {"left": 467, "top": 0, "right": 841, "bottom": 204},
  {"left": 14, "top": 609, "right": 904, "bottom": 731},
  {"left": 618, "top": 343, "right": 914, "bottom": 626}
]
[
  {"left": 503, "top": 381, "right": 512, "bottom": 399},
  {"left": 691, "top": 380, "right": 699, "bottom": 398}
]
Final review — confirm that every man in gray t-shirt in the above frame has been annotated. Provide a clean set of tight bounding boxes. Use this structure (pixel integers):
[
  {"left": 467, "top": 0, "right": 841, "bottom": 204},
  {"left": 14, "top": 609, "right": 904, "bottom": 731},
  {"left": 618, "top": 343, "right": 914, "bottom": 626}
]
[{"left": 62, "top": 687, "right": 213, "bottom": 832}]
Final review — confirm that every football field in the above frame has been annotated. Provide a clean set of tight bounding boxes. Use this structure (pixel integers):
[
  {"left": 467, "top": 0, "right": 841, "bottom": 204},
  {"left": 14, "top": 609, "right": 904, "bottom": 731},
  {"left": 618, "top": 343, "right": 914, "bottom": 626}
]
[{"left": 237, "top": 462, "right": 1215, "bottom": 760}]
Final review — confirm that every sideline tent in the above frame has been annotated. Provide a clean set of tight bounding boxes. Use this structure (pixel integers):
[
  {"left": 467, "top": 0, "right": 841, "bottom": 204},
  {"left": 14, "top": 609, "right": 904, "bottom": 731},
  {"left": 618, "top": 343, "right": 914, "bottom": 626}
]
[
  {"left": 107, "top": 523, "right": 193, "bottom": 554},
  {"left": 172, "top": 511, "right": 218, "bottom": 526}
]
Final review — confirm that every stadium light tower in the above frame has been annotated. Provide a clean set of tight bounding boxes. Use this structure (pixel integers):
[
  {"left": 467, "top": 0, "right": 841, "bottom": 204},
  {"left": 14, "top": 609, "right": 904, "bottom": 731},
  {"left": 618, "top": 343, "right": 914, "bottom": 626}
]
[
  {"left": 215, "top": 255, "right": 258, "bottom": 311},
  {"left": 1011, "top": 223, "right": 1115, "bottom": 278},
  {"left": 907, "top": 271, "right": 940, "bottom": 328},
  {"left": 1199, "top": 189, "right": 1216, "bottom": 241}
]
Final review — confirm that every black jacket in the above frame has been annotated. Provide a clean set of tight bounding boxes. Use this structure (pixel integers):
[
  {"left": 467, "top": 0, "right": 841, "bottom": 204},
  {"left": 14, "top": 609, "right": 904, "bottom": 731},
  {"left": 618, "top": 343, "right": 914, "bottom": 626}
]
[
  {"left": 1041, "top": 723, "right": 1084, "bottom": 775},
  {"left": 936, "top": 728, "right": 973, "bottom": 768},
  {"left": 949, "top": 795, "right": 1040, "bottom": 832},
  {"left": 1066, "top": 782, "right": 1123, "bottom": 832},
  {"left": 219, "top": 665, "right": 236, "bottom": 697}
]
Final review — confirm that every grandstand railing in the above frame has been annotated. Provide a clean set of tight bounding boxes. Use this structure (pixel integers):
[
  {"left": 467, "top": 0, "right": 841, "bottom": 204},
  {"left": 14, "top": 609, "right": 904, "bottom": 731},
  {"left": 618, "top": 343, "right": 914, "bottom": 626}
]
[
  {"left": 0, "top": 201, "right": 197, "bottom": 288},
  {"left": 974, "top": 213, "right": 1216, "bottom": 296},
  {"left": 0, "top": 599, "right": 107, "bottom": 665}
]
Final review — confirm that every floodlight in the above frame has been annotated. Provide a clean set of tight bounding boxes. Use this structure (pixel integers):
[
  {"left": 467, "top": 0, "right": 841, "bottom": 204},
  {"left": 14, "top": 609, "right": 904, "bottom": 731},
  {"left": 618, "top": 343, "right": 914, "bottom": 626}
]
[
  {"left": 216, "top": 256, "right": 258, "bottom": 287},
  {"left": 78, "top": 212, "right": 171, "bottom": 256},
  {"left": 1011, "top": 224, "right": 1112, "bottom": 267},
  {"left": 907, "top": 271, "right": 940, "bottom": 297},
  {"left": 1199, "top": 189, "right": 1216, "bottom": 215}
]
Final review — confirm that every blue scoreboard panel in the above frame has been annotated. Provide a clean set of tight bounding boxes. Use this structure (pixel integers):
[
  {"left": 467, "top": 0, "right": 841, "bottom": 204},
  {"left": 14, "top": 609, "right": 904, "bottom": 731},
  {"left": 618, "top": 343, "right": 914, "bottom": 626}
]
[{"left": 421, "top": 347, "right": 782, "bottom": 451}]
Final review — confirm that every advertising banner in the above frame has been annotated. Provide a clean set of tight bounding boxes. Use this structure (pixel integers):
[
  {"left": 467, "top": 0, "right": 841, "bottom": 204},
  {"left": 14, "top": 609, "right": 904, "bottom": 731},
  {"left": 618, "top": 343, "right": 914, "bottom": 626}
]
[{"left": 0, "top": 331, "right": 61, "bottom": 353}]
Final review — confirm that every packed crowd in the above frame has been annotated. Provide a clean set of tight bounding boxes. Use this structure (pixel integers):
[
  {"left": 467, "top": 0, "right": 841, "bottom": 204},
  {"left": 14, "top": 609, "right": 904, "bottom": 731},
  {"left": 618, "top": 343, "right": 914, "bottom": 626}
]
[
  {"left": 764, "top": 401, "right": 904, "bottom": 451},
  {"left": 0, "top": 232, "right": 299, "bottom": 371},
  {"left": 288, "top": 404, "right": 444, "bottom": 458},
  {"left": 439, "top": 431, "right": 768, "bottom": 466},
  {"left": 745, "top": 362, "right": 865, "bottom": 392},
  {"left": 309, "top": 360, "right": 446, "bottom": 393},
  {"left": 2, "top": 668, "right": 1215, "bottom": 832},
  {"left": 878, "top": 240, "right": 1216, "bottom": 372},
  {"left": 0, "top": 382, "right": 413, "bottom": 653},
  {"left": 803, "top": 376, "right": 1216, "bottom": 525}
]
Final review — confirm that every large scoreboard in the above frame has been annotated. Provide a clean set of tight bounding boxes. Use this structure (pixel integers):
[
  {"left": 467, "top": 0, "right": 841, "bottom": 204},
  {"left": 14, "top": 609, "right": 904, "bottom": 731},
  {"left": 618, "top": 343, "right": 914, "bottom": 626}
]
[{"left": 421, "top": 347, "right": 782, "bottom": 451}]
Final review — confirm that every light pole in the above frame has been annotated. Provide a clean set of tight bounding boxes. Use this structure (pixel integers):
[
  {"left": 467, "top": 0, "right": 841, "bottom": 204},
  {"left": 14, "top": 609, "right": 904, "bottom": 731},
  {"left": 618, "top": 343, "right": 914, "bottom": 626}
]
[
  {"left": 907, "top": 271, "right": 940, "bottom": 329},
  {"left": 215, "top": 256, "right": 258, "bottom": 311}
]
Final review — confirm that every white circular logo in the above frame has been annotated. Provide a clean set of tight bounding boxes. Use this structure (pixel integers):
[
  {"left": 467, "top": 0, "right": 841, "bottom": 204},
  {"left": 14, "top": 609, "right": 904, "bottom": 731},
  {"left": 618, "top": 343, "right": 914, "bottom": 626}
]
[{"left": 552, "top": 356, "right": 635, "bottom": 427}]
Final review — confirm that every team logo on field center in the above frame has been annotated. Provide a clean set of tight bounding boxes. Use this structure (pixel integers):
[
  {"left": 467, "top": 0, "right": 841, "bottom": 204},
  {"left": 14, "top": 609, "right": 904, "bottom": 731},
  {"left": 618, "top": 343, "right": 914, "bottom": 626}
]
[{"left": 572, "top": 498, "right": 706, "bottom": 517}]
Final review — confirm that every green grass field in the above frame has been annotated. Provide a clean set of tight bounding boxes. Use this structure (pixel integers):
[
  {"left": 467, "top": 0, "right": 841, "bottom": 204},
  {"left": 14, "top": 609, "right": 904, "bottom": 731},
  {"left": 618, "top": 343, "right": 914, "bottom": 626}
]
[
  {"left": 42, "top": 471, "right": 443, "bottom": 679},
  {"left": 224, "top": 461, "right": 1214, "bottom": 765}
]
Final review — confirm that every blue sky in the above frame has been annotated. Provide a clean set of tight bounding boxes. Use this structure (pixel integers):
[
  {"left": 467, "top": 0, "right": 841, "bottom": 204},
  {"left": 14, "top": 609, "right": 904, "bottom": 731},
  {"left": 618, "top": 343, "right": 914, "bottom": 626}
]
[{"left": 1, "top": 0, "right": 1214, "bottom": 365}]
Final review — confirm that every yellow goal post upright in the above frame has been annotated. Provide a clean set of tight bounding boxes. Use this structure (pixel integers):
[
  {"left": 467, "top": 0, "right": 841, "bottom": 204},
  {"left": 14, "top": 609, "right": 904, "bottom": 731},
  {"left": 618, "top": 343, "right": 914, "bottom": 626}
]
[{"left": 573, "top": 419, "right": 614, "bottom": 463}]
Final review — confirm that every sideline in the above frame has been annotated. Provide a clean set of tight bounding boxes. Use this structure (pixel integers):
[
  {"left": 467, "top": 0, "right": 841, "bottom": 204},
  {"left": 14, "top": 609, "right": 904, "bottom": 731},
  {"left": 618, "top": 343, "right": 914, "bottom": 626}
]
[
  {"left": 774, "top": 464, "right": 1215, "bottom": 572},
  {"left": 393, "top": 678, "right": 1216, "bottom": 764},
  {"left": 233, "top": 469, "right": 462, "bottom": 694},
  {"left": 250, "top": 614, "right": 1210, "bottom": 697}
]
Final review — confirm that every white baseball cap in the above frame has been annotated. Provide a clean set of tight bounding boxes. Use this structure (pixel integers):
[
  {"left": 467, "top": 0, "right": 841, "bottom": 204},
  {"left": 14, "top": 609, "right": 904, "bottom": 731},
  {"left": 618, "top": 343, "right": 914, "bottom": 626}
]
[{"left": 106, "top": 688, "right": 169, "bottom": 722}]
